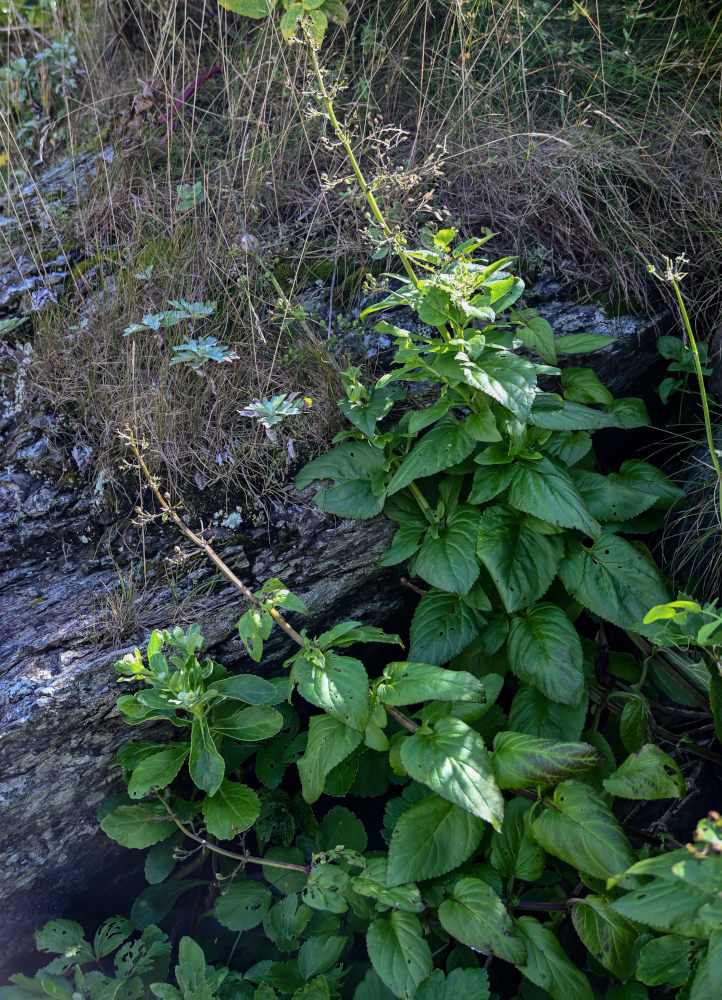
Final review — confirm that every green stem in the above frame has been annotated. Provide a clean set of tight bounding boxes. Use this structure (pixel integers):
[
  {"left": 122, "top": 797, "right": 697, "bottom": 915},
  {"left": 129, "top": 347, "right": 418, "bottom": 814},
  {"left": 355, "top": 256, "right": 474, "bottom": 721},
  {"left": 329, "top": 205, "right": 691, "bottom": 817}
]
[
  {"left": 672, "top": 278, "right": 722, "bottom": 522},
  {"left": 407, "top": 481, "right": 436, "bottom": 524},
  {"left": 306, "top": 40, "right": 420, "bottom": 291}
]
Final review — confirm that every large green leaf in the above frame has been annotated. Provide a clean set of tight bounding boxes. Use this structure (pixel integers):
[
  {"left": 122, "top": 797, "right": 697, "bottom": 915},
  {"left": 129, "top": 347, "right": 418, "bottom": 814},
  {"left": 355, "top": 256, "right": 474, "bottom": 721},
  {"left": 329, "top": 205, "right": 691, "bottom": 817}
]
[
  {"left": 376, "top": 661, "right": 485, "bottom": 706},
  {"left": 466, "top": 348, "right": 538, "bottom": 420},
  {"left": 562, "top": 367, "right": 614, "bottom": 405},
  {"left": 439, "top": 877, "right": 526, "bottom": 964},
  {"left": 571, "top": 468, "right": 661, "bottom": 524},
  {"left": 559, "top": 532, "right": 670, "bottom": 629},
  {"left": 509, "top": 457, "right": 600, "bottom": 538},
  {"left": 570, "top": 895, "right": 636, "bottom": 980},
  {"left": 127, "top": 744, "right": 190, "bottom": 799},
  {"left": 408, "top": 590, "right": 481, "bottom": 664},
  {"left": 291, "top": 651, "right": 369, "bottom": 731},
  {"left": 469, "top": 463, "right": 514, "bottom": 504},
  {"left": 211, "top": 704, "right": 284, "bottom": 741},
  {"left": 492, "top": 732, "right": 602, "bottom": 789},
  {"left": 400, "top": 717, "right": 503, "bottom": 829},
  {"left": 214, "top": 880, "right": 272, "bottom": 932},
  {"left": 338, "top": 386, "right": 403, "bottom": 438},
  {"left": 366, "top": 912, "right": 432, "bottom": 1000},
  {"left": 208, "top": 674, "right": 278, "bottom": 704},
  {"left": 201, "top": 779, "right": 261, "bottom": 839},
  {"left": 386, "top": 793, "right": 485, "bottom": 885},
  {"left": 413, "top": 505, "right": 481, "bottom": 596},
  {"left": 610, "top": 878, "right": 711, "bottom": 938},
  {"left": 386, "top": 414, "right": 476, "bottom": 495},
  {"left": 294, "top": 443, "right": 388, "bottom": 519},
  {"left": 531, "top": 780, "right": 635, "bottom": 881},
  {"left": 507, "top": 602, "right": 584, "bottom": 707},
  {"left": 516, "top": 916, "right": 595, "bottom": 1000},
  {"left": 603, "top": 744, "right": 685, "bottom": 800},
  {"left": 508, "top": 684, "right": 588, "bottom": 741},
  {"left": 298, "top": 936, "right": 346, "bottom": 981},
  {"left": 529, "top": 394, "right": 619, "bottom": 430},
  {"left": 189, "top": 717, "right": 225, "bottom": 795},
  {"left": 99, "top": 802, "right": 176, "bottom": 849},
  {"left": 477, "top": 505, "right": 564, "bottom": 612},
  {"left": 635, "top": 935, "right": 692, "bottom": 987},
  {"left": 297, "top": 714, "right": 363, "bottom": 803},
  {"left": 490, "top": 797, "right": 545, "bottom": 882}
]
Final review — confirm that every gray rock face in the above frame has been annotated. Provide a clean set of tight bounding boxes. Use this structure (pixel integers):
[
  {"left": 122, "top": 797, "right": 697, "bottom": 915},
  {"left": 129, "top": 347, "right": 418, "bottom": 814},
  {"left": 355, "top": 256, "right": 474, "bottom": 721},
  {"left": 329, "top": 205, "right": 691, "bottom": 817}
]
[
  {"left": 528, "top": 274, "right": 669, "bottom": 400},
  {"left": 0, "top": 454, "right": 404, "bottom": 976}
]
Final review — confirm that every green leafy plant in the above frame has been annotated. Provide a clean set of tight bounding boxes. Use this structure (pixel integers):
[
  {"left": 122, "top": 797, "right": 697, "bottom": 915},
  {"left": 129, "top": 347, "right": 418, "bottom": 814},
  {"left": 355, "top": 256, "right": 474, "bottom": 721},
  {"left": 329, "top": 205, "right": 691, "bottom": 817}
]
[
  {"left": 0, "top": 917, "right": 171, "bottom": 1000},
  {"left": 239, "top": 394, "right": 312, "bottom": 440},
  {"left": 170, "top": 336, "right": 237, "bottom": 370},
  {"left": 124, "top": 302, "right": 217, "bottom": 337},
  {"left": 7, "top": 8, "right": 721, "bottom": 1000}
]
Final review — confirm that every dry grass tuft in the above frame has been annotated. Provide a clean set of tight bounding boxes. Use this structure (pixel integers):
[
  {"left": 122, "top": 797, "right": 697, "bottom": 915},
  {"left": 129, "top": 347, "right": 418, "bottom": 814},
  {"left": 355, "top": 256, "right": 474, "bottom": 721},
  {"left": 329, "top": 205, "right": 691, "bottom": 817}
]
[{"left": 1, "top": 0, "right": 720, "bottom": 503}]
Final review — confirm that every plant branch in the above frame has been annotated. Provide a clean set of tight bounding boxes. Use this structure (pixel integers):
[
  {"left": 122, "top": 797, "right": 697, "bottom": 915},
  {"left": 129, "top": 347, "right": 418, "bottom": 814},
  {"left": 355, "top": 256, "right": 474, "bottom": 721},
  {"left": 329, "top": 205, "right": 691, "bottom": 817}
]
[
  {"left": 124, "top": 430, "right": 305, "bottom": 648},
  {"left": 158, "top": 796, "right": 310, "bottom": 874}
]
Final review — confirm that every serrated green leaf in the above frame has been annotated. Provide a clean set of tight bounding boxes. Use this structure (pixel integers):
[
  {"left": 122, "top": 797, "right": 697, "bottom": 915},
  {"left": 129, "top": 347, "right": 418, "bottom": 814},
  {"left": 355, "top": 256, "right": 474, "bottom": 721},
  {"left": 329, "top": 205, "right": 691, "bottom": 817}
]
[
  {"left": 508, "top": 684, "right": 588, "bottom": 740},
  {"left": 477, "top": 506, "right": 564, "bottom": 613},
  {"left": 366, "top": 912, "right": 432, "bottom": 1000},
  {"left": 291, "top": 651, "right": 369, "bottom": 731},
  {"left": 415, "top": 967, "right": 490, "bottom": 1000},
  {"left": 100, "top": 803, "right": 176, "bottom": 849},
  {"left": 338, "top": 386, "right": 403, "bottom": 437},
  {"left": 635, "top": 935, "right": 692, "bottom": 987},
  {"left": 492, "top": 732, "right": 602, "bottom": 788},
  {"left": 611, "top": 876, "right": 710, "bottom": 937},
  {"left": 490, "top": 797, "right": 546, "bottom": 882},
  {"left": 439, "top": 877, "right": 526, "bottom": 964},
  {"left": 517, "top": 315, "right": 556, "bottom": 364},
  {"left": 408, "top": 589, "right": 482, "bottom": 664},
  {"left": 294, "top": 443, "right": 388, "bottom": 519},
  {"left": 400, "top": 716, "right": 503, "bottom": 829},
  {"left": 386, "top": 414, "right": 476, "bottom": 495},
  {"left": 466, "top": 349, "right": 538, "bottom": 420},
  {"left": 562, "top": 367, "right": 614, "bottom": 405},
  {"left": 386, "top": 793, "right": 485, "bottom": 885},
  {"left": 127, "top": 744, "right": 190, "bottom": 799},
  {"left": 34, "top": 921, "right": 93, "bottom": 965},
  {"left": 531, "top": 780, "right": 635, "bottom": 881},
  {"left": 529, "top": 394, "right": 619, "bottom": 430},
  {"left": 413, "top": 505, "right": 481, "bottom": 596},
  {"left": 202, "top": 779, "right": 260, "bottom": 840},
  {"left": 377, "top": 661, "right": 485, "bottom": 706},
  {"left": 509, "top": 457, "right": 600, "bottom": 538},
  {"left": 469, "top": 463, "right": 514, "bottom": 503},
  {"left": 516, "top": 916, "right": 595, "bottom": 1000},
  {"left": 318, "top": 805, "right": 367, "bottom": 853},
  {"left": 559, "top": 532, "right": 670, "bottom": 629},
  {"left": 507, "top": 602, "right": 584, "bottom": 706},
  {"left": 570, "top": 895, "right": 636, "bottom": 979},
  {"left": 297, "top": 936, "right": 345, "bottom": 981},
  {"left": 297, "top": 714, "right": 363, "bottom": 803},
  {"left": 603, "top": 744, "right": 685, "bottom": 800}
]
